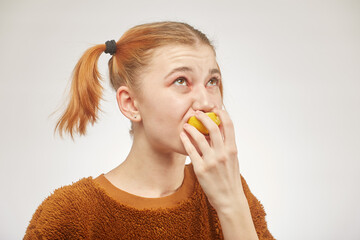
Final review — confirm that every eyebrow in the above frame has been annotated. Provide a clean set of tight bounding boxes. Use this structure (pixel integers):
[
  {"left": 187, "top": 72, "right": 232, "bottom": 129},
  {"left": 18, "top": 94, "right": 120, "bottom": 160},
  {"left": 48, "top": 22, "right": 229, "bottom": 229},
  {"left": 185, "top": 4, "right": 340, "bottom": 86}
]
[
  {"left": 165, "top": 66, "right": 221, "bottom": 79},
  {"left": 165, "top": 66, "right": 192, "bottom": 79},
  {"left": 209, "top": 68, "right": 221, "bottom": 76}
]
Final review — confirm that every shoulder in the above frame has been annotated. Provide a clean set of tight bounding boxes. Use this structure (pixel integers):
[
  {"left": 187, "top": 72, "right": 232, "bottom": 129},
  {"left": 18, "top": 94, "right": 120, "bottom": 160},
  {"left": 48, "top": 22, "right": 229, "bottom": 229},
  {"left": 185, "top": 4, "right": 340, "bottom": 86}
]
[
  {"left": 40, "top": 176, "right": 100, "bottom": 212},
  {"left": 50, "top": 176, "right": 100, "bottom": 202},
  {"left": 24, "top": 176, "right": 101, "bottom": 239},
  {"left": 240, "top": 174, "right": 275, "bottom": 239}
]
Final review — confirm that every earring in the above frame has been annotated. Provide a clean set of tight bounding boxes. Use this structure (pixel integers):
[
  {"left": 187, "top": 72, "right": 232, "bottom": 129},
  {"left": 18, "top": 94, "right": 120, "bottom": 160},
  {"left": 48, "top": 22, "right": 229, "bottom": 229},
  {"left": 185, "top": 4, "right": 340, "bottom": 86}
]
[{"left": 134, "top": 115, "right": 137, "bottom": 119}]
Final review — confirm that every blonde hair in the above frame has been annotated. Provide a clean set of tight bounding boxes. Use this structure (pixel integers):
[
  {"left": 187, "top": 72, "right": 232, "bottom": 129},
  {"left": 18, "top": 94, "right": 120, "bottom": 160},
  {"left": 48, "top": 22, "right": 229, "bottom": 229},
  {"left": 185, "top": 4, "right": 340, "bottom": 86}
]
[{"left": 55, "top": 21, "right": 223, "bottom": 138}]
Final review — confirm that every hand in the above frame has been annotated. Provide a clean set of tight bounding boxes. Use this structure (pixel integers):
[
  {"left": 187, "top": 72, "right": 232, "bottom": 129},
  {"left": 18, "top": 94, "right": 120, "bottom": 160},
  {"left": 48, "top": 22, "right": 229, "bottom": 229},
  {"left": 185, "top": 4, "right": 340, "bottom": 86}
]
[{"left": 180, "top": 108, "right": 244, "bottom": 212}]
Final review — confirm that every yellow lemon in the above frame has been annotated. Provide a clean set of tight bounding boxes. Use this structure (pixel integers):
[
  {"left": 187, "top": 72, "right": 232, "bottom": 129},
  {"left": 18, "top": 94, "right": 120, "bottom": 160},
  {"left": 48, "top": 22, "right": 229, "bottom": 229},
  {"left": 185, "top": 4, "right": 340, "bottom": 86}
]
[{"left": 187, "top": 112, "right": 221, "bottom": 135}]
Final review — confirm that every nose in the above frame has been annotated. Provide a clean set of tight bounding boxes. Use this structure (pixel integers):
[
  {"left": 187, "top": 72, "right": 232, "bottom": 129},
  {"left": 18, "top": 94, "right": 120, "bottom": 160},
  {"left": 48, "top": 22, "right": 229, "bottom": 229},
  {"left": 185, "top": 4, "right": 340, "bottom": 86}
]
[{"left": 191, "top": 86, "right": 215, "bottom": 112}]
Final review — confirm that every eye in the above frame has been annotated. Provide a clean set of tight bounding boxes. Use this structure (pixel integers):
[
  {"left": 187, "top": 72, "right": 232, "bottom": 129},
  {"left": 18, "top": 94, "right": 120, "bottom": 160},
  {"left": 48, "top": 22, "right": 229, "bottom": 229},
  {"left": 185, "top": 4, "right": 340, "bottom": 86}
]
[
  {"left": 207, "top": 77, "right": 220, "bottom": 86},
  {"left": 173, "top": 77, "right": 188, "bottom": 86}
]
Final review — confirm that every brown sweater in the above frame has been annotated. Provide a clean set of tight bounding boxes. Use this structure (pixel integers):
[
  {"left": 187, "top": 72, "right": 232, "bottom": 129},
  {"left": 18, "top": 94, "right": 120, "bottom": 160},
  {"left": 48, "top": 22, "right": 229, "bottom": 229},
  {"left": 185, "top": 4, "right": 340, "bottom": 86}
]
[{"left": 24, "top": 164, "right": 275, "bottom": 239}]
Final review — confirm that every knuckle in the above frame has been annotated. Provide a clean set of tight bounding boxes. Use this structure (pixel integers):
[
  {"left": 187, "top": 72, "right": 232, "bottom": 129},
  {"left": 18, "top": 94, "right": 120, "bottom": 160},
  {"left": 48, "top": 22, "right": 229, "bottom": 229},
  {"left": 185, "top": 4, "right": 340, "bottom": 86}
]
[
  {"left": 196, "top": 169, "right": 205, "bottom": 178},
  {"left": 203, "top": 162, "right": 217, "bottom": 172},
  {"left": 224, "top": 119, "right": 234, "bottom": 128},
  {"left": 208, "top": 124, "right": 217, "bottom": 132},
  {"left": 228, "top": 148, "right": 238, "bottom": 156},
  {"left": 195, "top": 165, "right": 207, "bottom": 177},
  {"left": 219, "top": 109, "right": 227, "bottom": 117},
  {"left": 196, "top": 134, "right": 205, "bottom": 142},
  {"left": 216, "top": 153, "right": 227, "bottom": 163}
]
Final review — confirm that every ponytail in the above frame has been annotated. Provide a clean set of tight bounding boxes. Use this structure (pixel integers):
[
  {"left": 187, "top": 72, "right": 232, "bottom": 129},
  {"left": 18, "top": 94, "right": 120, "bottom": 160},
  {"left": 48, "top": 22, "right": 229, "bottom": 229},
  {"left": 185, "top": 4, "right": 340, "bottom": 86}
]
[{"left": 55, "top": 44, "right": 106, "bottom": 138}]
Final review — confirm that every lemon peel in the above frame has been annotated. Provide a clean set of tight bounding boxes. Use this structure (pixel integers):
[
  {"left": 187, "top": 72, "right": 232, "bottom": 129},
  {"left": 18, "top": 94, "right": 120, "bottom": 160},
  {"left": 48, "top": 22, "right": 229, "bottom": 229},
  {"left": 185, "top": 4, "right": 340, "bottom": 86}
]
[{"left": 187, "top": 112, "right": 221, "bottom": 135}]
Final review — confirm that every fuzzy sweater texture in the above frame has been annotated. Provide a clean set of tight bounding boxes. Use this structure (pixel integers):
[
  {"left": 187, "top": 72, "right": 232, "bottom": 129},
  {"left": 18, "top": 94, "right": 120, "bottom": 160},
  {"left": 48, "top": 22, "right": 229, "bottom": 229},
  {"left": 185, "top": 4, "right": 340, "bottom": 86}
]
[{"left": 24, "top": 164, "right": 275, "bottom": 239}]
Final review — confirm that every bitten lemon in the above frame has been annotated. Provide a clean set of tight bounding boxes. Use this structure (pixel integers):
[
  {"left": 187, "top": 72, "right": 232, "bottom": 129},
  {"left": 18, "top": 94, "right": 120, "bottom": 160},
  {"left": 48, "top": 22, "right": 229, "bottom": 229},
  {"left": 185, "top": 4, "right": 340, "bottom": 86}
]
[{"left": 187, "top": 112, "right": 221, "bottom": 135}]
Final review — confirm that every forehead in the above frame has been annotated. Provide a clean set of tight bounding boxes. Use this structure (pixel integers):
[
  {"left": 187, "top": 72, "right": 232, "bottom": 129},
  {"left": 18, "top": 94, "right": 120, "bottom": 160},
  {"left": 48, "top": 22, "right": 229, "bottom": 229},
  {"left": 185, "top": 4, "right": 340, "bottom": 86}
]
[{"left": 147, "top": 44, "right": 217, "bottom": 70}]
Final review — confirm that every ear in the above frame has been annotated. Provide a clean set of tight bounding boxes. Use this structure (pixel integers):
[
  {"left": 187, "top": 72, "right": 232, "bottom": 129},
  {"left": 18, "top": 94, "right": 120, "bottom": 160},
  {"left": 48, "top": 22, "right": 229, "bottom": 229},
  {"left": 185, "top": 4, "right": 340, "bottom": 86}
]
[{"left": 116, "top": 86, "right": 141, "bottom": 122}]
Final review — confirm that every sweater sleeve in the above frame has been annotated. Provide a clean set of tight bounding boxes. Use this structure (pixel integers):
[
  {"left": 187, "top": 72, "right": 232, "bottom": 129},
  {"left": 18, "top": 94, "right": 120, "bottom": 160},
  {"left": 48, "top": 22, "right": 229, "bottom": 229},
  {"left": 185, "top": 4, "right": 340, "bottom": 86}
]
[
  {"left": 240, "top": 174, "right": 276, "bottom": 240},
  {"left": 24, "top": 184, "right": 89, "bottom": 240}
]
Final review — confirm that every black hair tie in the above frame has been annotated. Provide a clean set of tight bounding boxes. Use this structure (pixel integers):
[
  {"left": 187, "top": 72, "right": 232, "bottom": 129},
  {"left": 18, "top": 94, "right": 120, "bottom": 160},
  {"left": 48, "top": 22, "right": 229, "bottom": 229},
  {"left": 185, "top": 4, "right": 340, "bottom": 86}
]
[{"left": 104, "top": 40, "right": 117, "bottom": 55}]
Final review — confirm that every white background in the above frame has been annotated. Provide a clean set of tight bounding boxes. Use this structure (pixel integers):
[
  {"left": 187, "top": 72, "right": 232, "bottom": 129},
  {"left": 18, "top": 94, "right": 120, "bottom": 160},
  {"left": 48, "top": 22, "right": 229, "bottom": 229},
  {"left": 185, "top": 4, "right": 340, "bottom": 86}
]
[{"left": 1, "top": 0, "right": 359, "bottom": 239}]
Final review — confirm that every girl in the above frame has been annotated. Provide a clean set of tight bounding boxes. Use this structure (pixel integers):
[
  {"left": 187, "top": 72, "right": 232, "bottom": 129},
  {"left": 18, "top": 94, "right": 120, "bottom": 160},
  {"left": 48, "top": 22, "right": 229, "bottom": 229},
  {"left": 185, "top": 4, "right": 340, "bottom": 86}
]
[{"left": 24, "top": 21, "right": 274, "bottom": 240}]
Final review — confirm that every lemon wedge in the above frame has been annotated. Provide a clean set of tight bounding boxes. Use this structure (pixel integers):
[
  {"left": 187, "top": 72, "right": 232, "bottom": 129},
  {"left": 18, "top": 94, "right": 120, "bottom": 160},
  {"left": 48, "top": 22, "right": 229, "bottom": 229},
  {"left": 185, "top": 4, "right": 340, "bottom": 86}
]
[{"left": 187, "top": 112, "right": 221, "bottom": 135}]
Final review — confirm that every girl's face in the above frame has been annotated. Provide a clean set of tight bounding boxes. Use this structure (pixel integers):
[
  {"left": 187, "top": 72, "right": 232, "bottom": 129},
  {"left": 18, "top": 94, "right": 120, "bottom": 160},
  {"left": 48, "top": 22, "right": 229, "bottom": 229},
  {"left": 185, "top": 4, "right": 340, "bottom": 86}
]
[{"left": 135, "top": 44, "right": 223, "bottom": 155}]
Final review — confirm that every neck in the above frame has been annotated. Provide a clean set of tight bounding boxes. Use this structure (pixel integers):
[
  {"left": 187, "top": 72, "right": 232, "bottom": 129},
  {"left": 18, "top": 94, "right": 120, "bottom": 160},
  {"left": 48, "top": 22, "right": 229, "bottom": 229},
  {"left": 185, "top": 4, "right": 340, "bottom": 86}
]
[{"left": 106, "top": 131, "right": 187, "bottom": 198}]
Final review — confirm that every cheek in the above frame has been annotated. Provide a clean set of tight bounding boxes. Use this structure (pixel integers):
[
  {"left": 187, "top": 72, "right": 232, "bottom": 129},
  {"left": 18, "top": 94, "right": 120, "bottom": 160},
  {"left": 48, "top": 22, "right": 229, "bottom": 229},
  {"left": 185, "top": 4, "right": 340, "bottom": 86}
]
[
  {"left": 212, "top": 90, "right": 223, "bottom": 109},
  {"left": 154, "top": 93, "right": 188, "bottom": 114},
  {"left": 144, "top": 97, "right": 188, "bottom": 133},
  {"left": 156, "top": 100, "right": 187, "bottom": 127},
  {"left": 140, "top": 87, "right": 192, "bottom": 130}
]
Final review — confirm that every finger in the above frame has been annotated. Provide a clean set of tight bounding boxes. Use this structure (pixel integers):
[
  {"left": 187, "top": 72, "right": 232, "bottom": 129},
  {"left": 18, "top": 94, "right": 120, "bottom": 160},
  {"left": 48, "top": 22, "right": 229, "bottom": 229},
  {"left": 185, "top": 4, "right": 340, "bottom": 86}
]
[
  {"left": 183, "top": 123, "right": 212, "bottom": 158},
  {"left": 179, "top": 131, "right": 203, "bottom": 169},
  {"left": 212, "top": 108, "right": 237, "bottom": 149},
  {"left": 194, "top": 111, "right": 223, "bottom": 149}
]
